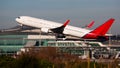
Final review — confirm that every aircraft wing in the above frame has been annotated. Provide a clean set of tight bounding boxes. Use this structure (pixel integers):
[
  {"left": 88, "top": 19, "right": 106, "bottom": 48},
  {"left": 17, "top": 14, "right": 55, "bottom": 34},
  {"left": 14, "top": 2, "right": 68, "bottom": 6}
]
[
  {"left": 50, "top": 20, "right": 70, "bottom": 34},
  {"left": 48, "top": 20, "right": 70, "bottom": 38}
]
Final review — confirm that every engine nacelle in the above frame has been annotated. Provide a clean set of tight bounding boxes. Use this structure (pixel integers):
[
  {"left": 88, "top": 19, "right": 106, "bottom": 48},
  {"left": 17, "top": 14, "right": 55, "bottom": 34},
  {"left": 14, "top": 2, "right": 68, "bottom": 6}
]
[
  {"left": 56, "top": 34, "right": 66, "bottom": 38},
  {"left": 41, "top": 28, "right": 49, "bottom": 33}
]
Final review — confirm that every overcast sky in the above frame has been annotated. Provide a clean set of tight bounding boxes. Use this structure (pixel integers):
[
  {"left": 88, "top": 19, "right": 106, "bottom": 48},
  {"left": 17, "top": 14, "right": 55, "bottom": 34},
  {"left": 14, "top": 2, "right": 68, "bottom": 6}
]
[{"left": 0, "top": 0, "right": 120, "bottom": 34}]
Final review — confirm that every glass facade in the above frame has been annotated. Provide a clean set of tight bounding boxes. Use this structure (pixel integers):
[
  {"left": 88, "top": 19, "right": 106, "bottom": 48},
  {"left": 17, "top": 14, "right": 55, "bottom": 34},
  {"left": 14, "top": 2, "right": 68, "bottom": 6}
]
[{"left": 0, "top": 35, "right": 27, "bottom": 53}]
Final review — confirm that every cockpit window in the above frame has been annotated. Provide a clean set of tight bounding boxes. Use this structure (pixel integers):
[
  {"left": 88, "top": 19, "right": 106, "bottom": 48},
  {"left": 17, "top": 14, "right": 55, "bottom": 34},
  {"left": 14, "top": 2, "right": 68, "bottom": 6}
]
[{"left": 18, "top": 17, "right": 20, "bottom": 19}]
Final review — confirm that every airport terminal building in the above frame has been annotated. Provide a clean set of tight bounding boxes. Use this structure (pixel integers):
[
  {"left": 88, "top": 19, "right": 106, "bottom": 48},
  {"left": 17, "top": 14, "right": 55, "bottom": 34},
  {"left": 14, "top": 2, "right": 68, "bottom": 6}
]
[{"left": 0, "top": 34, "right": 120, "bottom": 59}]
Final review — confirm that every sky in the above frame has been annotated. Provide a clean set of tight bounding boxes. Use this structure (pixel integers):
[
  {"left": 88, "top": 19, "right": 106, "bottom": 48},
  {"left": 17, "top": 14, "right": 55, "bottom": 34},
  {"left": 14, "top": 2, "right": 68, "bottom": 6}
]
[{"left": 0, "top": 0, "right": 120, "bottom": 34}]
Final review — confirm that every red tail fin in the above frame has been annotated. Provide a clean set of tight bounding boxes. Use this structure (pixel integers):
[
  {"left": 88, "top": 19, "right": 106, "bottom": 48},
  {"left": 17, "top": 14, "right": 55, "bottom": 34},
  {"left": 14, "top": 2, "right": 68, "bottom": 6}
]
[
  {"left": 83, "top": 18, "right": 115, "bottom": 39},
  {"left": 90, "top": 18, "right": 115, "bottom": 36}
]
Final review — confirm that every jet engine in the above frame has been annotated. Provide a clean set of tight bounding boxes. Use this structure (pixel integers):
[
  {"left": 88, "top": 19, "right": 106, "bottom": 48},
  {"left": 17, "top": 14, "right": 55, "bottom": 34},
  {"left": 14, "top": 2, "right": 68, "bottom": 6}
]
[{"left": 41, "top": 28, "right": 50, "bottom": 33}]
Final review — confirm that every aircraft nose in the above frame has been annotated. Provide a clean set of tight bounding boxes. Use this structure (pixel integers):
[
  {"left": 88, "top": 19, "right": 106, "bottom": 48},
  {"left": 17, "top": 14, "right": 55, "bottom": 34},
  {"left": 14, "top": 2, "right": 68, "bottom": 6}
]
[{"left": 16, "top": 16, "right": 21, "bottom": 22}]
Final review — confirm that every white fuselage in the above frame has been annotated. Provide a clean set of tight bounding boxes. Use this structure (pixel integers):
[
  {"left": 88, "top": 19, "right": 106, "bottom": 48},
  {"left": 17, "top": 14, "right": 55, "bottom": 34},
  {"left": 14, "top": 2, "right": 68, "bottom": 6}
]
[{"left": 16, "top": 16, "right": 91, "bottom": 38}]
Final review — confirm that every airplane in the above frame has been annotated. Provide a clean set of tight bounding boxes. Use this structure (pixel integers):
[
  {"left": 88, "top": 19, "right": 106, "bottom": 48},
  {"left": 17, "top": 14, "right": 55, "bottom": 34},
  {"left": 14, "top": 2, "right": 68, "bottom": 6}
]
[
  {"left": 15, "top": 16, "right": 115, "bottom": 42},
  {"left": 0, "top": 20, "right": 94, "bottom": 33}
]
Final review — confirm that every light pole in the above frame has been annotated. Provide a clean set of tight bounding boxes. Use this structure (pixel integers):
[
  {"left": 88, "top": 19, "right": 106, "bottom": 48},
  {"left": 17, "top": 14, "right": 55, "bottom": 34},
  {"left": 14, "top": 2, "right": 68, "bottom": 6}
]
[{"left": 39, "top": 29, "right": 41, "bottom": 46}]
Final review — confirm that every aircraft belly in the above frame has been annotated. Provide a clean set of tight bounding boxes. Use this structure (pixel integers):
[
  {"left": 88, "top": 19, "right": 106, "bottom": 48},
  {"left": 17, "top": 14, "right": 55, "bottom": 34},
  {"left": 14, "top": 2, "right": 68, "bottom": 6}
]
[{"left": 63, "top": 29, "right": 90, "bottom": 38}]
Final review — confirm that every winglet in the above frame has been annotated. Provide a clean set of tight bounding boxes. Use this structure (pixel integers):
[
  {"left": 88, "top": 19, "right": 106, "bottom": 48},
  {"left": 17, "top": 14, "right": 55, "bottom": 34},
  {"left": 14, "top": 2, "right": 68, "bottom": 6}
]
[
  {"left": 86, "top": 21, "right": 95, "bottom": 28},
  {"left": 63, "top": 20, "right": 70, "bottom": 27}
]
